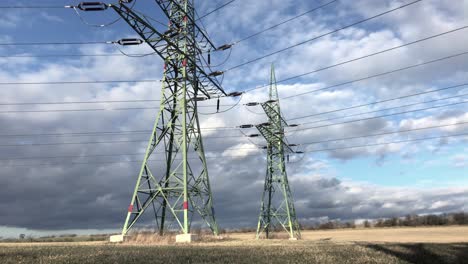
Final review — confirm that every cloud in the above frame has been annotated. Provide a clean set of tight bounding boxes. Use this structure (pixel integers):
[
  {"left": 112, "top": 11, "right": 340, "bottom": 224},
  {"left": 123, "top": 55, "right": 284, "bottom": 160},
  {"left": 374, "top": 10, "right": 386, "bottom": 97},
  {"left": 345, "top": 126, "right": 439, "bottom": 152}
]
[
  {"left": 452, "top": 154, "right": 468, "bottom": 168},
  {"left": 0, "top": 0, "right": 466, "bottom": 234}
]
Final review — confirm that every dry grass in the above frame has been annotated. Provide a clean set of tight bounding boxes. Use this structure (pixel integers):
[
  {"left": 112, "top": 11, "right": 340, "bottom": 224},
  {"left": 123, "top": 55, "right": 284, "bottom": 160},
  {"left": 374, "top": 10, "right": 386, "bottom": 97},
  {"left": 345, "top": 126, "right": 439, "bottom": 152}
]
[
  {"left": 1, "top": 227, "right": 468, "bottom": 263},
  {"left": 299, "top": 226, "right": 468, "bottom": 243},
  {"left": 227, "top": 226, "right": 468, "bottom": 244},
  {"left": 125, "top": 231, "right": 176, "bottom": 245},
  {"left": 1, "top": 241, "right": 467, "bottom": 264},
  {"left": 122, "top": 230, "right": 233, "bottom": 245}
]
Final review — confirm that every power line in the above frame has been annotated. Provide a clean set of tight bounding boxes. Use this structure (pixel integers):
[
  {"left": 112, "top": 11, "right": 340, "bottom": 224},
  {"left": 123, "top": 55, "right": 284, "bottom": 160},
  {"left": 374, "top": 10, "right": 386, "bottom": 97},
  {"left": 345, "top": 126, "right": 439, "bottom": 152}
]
[
  {"left": 133, "top": 9, "right": 167, "bottom": 27},
  {"left": 0, "top": 23, "right": 468, "bottom": 93},
  {"left": 3, "top": 133, "right": 466, "bottom": 168},
  {"left": 0, "top": 53, "right": 153, "bottom": 58},
  {"left": 225, "top": 0, "right": 423, "bottom": 72},
  {"left": 233, "top": 0, "right": 338, "bottom": 44},
  {"left": 0, "top": 94, "right": 461, "bottom": 134},
  {"left": 1, "top": 46, "right": 461, "bottom": 122},
  {"left": 0, "top": 130, "right": 150, "bottom": 138},
  {"left": 2, "top": 50, "right": 465, "bottom": 107},
  {"left": 0, "top": 104, "right": 236, "bottom": 113},
  {"left": 1, "top": 89, "right": 464, "bottom": 131},
  {"left": 0, "top": 0, "right": 332, "bottom": 47},
  {"left": 0, "top": 41, "right": 109, "bottom": 46},
  {"left": 2, "top": 121, "right": 467, "bottom": 161},
  {"left": 292, "top": 100, "right": 468, "bottom": 132},
  {"left": 298, "top": 121, "right": 468, "bottom": 146},
  {"left": 279, "top": 51, "right": 468, "bottom": 100},
  {"left": 0, "top": 99, "right": 161, "bottom": 106},
  {"left": 0, "top": 5, "right": 66, "bottom": 9},
  {"left": 0, "top": 130, "right": 244, "bottom": 139},
  {"left": 300, "top": 101, "right": 466, "bottom": 129},
  {"left": 0, "top": 80, "right": 158, "bottom": 85},
  {"left": 302, "top": 132, "right": 468, "bottom": 154},
  {"left": 0, "top": 145, "right": 260, "bottom": 161},
  {"left": 242, "top": 26, "right": 468, "bottom": 93},
  {"left": 0, "top": 152, "right": 145, "bottom": 161},
  {"left": 0, "top": 158, "right": 180, "bottom": 168},
  {"left": 2, "top": 159, "right": 151, "bottom": 168},
  {"left": 197, "top": 0, "right": 236, "bottom": 20},
  {"left": 0, "top": 107, "right": 160, "bottom": 114},
  {"left": 2, "top": 86, "right": 465, "bottom": 132},
  {"left": 288, "top": 83, "right": 468, "bottom": 122},
  {"left": 0, "top": 139, "right": 147, "bottom": 148}
]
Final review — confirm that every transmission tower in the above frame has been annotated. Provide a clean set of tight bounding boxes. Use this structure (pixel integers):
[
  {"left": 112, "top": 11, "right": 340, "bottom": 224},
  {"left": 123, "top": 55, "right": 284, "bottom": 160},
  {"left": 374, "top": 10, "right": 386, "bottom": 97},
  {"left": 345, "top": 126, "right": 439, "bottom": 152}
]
[
  {"left": 80, "top": 0, "right": 233, "bottom": 242},
  {"left": 255, "top": 65, "right": 301, "bottom": 240}
]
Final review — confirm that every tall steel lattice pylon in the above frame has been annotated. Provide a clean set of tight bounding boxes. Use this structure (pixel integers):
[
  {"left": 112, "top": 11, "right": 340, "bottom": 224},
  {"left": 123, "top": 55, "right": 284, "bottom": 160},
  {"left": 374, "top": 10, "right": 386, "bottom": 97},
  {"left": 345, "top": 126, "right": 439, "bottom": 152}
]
[
  {"left": 106, "top": 0, "right": 227, "bottom": 237},
  {"left": 255, "top": 65, "right": 301, "bottom": 240}
]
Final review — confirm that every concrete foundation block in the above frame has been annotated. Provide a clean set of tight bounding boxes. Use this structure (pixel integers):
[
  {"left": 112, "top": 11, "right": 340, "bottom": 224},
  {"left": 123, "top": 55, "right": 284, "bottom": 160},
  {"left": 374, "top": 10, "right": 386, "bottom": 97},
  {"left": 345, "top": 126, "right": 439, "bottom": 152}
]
[
  {"left": 109, "top": 235, "right": 124, "bottom": 243},
  {"left": 176, "top": 233, "right": 198, "bottom": 243}
]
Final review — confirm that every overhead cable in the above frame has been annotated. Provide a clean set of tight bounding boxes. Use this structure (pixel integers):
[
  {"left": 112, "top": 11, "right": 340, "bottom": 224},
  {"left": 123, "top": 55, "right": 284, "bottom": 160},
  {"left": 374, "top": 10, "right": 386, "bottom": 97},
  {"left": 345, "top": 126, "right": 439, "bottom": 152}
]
[
  {"left": 225, "top": 0, "right": 424, "bottom": 72},
  {"left": 234, "top": 0, "right": 339, "bottom": 44},
  {"left": 197, "top": 0, "right": 237, "bottom": 20},
  {"left": 241, "top": 25, "right": 468, "bottom": 93}
]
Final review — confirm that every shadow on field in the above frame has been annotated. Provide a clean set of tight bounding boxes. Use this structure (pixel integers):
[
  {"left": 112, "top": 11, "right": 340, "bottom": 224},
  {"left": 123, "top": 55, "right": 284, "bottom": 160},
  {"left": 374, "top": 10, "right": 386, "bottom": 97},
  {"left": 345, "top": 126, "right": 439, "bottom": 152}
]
[{"left": 365, "top": 243, "right": 468, "bottom": 264}]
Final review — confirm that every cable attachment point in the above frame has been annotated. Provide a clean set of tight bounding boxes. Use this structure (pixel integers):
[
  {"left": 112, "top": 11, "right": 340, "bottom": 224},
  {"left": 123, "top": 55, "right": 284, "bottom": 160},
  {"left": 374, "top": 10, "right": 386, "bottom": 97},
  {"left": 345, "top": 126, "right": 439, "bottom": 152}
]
[
  {"left": 119, "top": 0, "right": 134, "bottom": 3},
  {"left": 295, "top": 151, "right": 304, "bottom": 154},
  {"left": 114, "top": 38, "right": 144, "bottom": 46},
  {"left": 216, "top": 43, "right": 233, "bottom": 51},
  {"left": 257, "top": 122, "right": 271, "bottom": 127},
  {"left": 208, "top": 71, "right": 224, "bottom": 77},
  {"left": 227, "top": 92, "right": 243, "bottom": 97},
  {"left": 288, "top": 144, "right": 299, "bottom": 147},
  {"left": 288, "top": 124, "right": 299, "bottom": 127},
  {"left": 264, "top": 99, "right": 277, "bottom": 104},
  {"left": 74, "top": 2, "right": 109, "bottom": 11},
  {"left": 248, "top": 134, "right": 260, "bottom": 138},
  {"left": 239, "top": 124, "right": 254, "bottom": 129},
  {"left": 192, "top": 97, "right": 208, "bottom": 102},
  {"left": 245, "top": 102, "right": 260, "bottom": 106},
  {"left": 163, "top": 28, "right": 179, "bottom": 38}
]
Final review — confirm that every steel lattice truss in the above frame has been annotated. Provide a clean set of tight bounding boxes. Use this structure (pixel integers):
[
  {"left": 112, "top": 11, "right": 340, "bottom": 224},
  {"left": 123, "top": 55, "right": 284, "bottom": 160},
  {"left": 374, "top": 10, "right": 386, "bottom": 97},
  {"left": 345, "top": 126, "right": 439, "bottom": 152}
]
[
  {"left": 256, "top": 65, "right": 300, "bottom": 240},
  {"left": 111, "top": 0, "right": 225, "bottom": 236}
]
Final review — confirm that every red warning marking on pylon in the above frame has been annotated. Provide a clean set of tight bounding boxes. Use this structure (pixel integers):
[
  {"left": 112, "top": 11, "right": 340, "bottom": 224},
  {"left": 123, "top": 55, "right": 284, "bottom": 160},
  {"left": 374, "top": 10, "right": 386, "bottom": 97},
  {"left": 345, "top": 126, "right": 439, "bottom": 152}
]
[
  {"left": 128, "top": 204, "right": 134, "bottom": 212},
  {"left": 182, "top": 59, "right": 187, "bottom": 67},
  {"left": 183, "top": 201, "right": 188, "bottom": 210},
  {"left": 184, "top": 16, "right": 188, "bottom": 22}
]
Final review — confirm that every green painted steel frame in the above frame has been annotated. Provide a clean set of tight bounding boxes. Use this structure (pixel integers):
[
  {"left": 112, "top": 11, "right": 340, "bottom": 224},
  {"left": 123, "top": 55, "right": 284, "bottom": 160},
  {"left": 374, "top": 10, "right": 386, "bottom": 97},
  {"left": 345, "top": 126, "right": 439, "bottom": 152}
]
[
  {"left": 256, "top": 65, "right": 301, "bottom": 240},
  {"left": 112, "top": 0, "right": 221, "bottom": 237}
]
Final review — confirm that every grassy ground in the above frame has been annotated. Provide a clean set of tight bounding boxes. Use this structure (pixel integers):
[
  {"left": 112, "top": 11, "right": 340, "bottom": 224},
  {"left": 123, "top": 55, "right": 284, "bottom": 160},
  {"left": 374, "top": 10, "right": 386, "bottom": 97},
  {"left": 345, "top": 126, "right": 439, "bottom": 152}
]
[
  {"left": 1, "top": 241, "right": 468, "bottom": 263},
  {"left": 1, "top": 227, "right": 468, "bottom": 264},
  {"left": 263, "top": 226, "right": 468, "bottom": 243}
]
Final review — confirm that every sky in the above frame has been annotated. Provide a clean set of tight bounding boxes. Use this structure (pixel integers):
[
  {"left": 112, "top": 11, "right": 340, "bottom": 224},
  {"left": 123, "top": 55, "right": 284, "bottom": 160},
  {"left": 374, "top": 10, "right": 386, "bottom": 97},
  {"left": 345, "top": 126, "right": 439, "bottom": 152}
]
[{"left": 0, "top": 0, "right": 467, "bottom": 238}]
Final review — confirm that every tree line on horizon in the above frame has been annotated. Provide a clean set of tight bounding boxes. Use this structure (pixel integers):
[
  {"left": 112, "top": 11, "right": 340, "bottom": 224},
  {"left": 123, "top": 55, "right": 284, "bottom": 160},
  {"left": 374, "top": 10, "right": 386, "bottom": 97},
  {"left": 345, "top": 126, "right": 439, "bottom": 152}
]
[{"left": 302, "top": 212, "right": 468, "bottom": 230}]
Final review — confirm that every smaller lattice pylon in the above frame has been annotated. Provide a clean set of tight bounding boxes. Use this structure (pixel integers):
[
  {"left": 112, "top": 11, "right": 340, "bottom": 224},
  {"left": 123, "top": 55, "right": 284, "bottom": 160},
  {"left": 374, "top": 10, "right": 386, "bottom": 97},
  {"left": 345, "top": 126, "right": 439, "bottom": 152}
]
[{"left": 255, "top": 64, "right": 301, "bottom": 240}]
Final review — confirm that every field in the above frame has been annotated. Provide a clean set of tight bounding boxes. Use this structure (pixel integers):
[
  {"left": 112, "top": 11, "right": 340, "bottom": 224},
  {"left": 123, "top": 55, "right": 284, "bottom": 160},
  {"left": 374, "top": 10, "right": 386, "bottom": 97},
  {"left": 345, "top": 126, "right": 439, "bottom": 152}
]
[{"left": 1, "top": 226, "right": 468, "bottom": 264}]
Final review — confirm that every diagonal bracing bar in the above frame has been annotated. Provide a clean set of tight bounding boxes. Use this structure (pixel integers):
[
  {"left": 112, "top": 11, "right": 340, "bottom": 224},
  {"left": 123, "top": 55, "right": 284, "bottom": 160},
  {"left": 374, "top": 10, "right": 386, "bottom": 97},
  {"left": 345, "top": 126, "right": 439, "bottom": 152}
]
[{"left": 255, "top": 65, "right": 301, "bottom": 240}]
